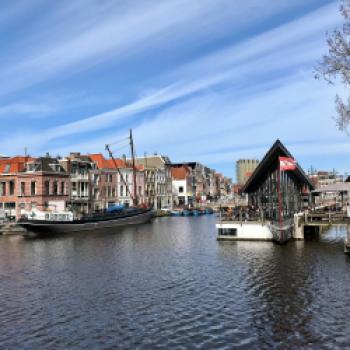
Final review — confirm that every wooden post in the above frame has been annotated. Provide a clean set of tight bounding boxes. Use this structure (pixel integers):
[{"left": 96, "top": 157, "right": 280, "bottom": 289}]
[
  {"left": 277, "top": 158, "right": 283, "bottom": 241},
  {"left": 345, "top": 224, "right": 350, "bottom": 254}
]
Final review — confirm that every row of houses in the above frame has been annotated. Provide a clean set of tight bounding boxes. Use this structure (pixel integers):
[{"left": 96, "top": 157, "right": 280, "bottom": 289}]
[{"left": 0, "top": 153, "right": 233, "bottom": 219}]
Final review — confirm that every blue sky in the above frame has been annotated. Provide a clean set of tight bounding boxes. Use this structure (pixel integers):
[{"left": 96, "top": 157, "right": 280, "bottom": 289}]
[{"left": 0, "top": 0, "right": 348, "bottom": 180}]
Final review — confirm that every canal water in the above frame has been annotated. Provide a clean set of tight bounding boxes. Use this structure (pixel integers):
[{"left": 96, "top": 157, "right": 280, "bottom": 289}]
[{"left": 0, "top": 216, "right": 350, "bottom": 349}]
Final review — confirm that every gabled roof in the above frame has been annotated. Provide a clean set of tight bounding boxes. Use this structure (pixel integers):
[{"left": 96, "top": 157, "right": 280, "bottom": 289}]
[
  {"left": 89, "top": 154, "right": 143, "bottom": 170},
  {"left": 242, "top": 139, "right": 314, "bottom": 193},
  {"left": 171, "top": 166, "right": 191, "bottom": 180},
  {"left": 134, "top": 155, "right": 171, "bottom": 168},
  {"left": 89, "top": 154, "right": 126, "bottom": 169}
]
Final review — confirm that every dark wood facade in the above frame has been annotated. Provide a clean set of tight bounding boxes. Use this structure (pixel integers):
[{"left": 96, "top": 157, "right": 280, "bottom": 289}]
[{"left": 242, "top": 140, "right": 314, "bottom": 221}]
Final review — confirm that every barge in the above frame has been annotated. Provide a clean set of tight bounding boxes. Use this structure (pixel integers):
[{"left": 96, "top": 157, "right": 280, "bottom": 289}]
[{"left": 19, "top": 207, "right": 154, "bottom": 235}]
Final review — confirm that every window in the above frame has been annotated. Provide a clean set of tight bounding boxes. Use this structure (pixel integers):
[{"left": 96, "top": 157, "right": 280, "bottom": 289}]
[
  {"left": 27, "top": 164, "right": 35, "bottom": 172},
  {"left": 218, "top": 228, "right": 237, "bottom": 236},
  {"left": 20, "top": 182, "right": 25, "bottom": 196},
  {"left": 0, "top": 182, "right": 6, "bottom": 196},
  {"left": 9, "top": 181, "right": 14, "bottom": 195},
  {"left": 4, "top": 164, "right": 10, "bottom": 173},
  {"left": 105, "top": 174, "right": 108, "bottom": 182},
  {"left": 45, "top": 181, "right": 50, "bottom": 195},
  {"left": 139, "top": 186, "right": 142, "bottom": 196},
  {"left": 126, "top": 174, "right": 129, "bottom": 183},
  {"left": 31, "top": 181, "right": 36, "bottom": 196},
  {"left": 53, "top": 181, "right": 58, "bottom": 195},
  {"left": 61, "top": 182, "right": 65, "bottom": 195},
  {"left": 179, "top": 186, "right": 184, "bottom": 193},
  {"left": 109, "top": 174, "right": 113, "bottom": 182},
  {"left": 120, "top": 185, "right": 124, "bottom": 197}
]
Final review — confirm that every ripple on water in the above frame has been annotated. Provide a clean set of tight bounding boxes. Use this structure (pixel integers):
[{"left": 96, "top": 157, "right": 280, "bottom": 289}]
[{"left": 0, "top": 218, "right": 349, "bottom": 349}]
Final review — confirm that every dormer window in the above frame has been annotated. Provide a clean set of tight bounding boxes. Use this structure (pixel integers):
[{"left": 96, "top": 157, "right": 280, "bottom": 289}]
[
  {"left": 4, "top": 164, "right": 10, "bottom": 173},
  {"left": 27, "top": 164, "right": 35, "bottom": 172},
  {"left": 50, "top": 164, "right": 61, "bottom": 172}
]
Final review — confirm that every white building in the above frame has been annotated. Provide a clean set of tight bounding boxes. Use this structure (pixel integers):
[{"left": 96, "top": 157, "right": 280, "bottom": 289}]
[{"left": 171, "top": 166, "right": 194, "bottom": 206}]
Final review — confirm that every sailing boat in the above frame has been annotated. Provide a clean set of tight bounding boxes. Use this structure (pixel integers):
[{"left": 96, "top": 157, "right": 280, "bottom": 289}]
[{"left": 19, "top": 130, "right": 154, "bottom": 235}]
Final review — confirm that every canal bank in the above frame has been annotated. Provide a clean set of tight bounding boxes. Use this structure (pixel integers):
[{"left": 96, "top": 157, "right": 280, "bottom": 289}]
[{"left": 0, "top": 216, "right": 349, "bottom": 349}]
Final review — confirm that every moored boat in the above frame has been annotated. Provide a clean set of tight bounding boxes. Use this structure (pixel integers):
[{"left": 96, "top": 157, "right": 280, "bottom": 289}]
[
  {"left": 205, "top": 207, "right": 214, "bottom": 214},
  {"left": 19, "top": 207, "right": 154, "bottom": 235},
  {"left": 269, "top": 219, "right": 293, "bottom": 244},
  {"left": 171, "top": 210, "right": 183, "bottom": 216}
]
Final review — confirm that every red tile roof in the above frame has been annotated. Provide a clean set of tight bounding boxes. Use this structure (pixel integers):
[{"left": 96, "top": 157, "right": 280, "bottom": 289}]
[
  {"left": 171, "top": 166, "right": 191, "bottom": 180},
  {"left": 0, "top": 156, "right": 34, "bottom": 174},
  {"left": 89, "top": 154, "right": 143, "bottom": 170}
]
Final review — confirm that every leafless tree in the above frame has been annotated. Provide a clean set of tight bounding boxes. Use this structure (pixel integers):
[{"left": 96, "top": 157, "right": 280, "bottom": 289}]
[{"left": 315, "top": 0, "right": 350, "bottom": 132}]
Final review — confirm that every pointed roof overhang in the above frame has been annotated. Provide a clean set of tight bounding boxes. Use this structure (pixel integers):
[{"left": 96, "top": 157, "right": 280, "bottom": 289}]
[{"left": 242, "top": 140, "right": 314, "bottom": 193}]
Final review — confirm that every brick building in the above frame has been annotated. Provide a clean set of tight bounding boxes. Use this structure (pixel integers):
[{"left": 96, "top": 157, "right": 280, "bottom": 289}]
[
  {"left": 0, "top": 156, "right": 70, "bottom": 219},
  {"left": 89, "top": 154, "right": 145, "bottom": 210}
]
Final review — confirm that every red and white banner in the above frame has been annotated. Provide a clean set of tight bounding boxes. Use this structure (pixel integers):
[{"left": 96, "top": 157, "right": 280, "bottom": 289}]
[{"left": 279, "top": 156, "right": 296, "bottom": 171}]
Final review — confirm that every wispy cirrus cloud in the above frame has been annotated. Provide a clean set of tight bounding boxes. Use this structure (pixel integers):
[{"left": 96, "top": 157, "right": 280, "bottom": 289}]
[
  {"left": 0, "top": 102, "right": 55, "bottom": 118},
  {"left": 1, "top": 0, "right": 346, "bottom": 176},
  {"left": 1, "top": 2, "right": 340, "bottom": 147},
  {"left": 0, "top": 0, "right": 327, "bottom": 96}
]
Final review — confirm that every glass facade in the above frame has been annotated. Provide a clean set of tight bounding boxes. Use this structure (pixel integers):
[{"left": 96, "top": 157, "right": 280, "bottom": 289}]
[{"left": 248, "top": 165, "right": 309, "bottom": 221}]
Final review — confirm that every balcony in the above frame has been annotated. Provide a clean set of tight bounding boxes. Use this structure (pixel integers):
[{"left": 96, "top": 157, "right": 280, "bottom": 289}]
[
  {"left": 71, "top": 173, "right": 89, "bottom": 180},
  {"left": 71, "top": 191, "right": 89, "bottom": 199}
]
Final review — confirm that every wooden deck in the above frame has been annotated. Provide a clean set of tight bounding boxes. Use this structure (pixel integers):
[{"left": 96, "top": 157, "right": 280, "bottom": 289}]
[{"left": 304, "top": 212, "right": 350, "bottom": 225}]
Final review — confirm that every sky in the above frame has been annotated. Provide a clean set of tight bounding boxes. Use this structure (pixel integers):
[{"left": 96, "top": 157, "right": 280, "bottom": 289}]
[{"left": 0, "top": 0, "right": 348, "bottom": 181}]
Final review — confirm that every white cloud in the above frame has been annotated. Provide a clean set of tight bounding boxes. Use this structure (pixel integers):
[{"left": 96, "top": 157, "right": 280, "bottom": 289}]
[
  {"left": 0, "top": 102, "right": 55, "bottom": 118},
  {"left": 1, "top": 0, "right": 347, "bottom": 176},
  {"left": 0, "top": 0, "right": 328, "bottom": 95},
  {"left": 2, "top": 2, "right": 340, "bottom": 145}
]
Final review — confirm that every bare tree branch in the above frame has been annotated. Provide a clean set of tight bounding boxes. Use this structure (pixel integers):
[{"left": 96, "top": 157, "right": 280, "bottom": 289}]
[{"left": 315, "top": 0, "right": 350, "bottom": 132}]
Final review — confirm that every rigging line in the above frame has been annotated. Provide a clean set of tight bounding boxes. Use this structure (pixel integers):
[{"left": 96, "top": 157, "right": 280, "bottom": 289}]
[
  {"left": 108, "top": 137, "right": 130, "bottom": 146},
  {"left": 110, "top": 143, "right": 130, "bottom": 152}
]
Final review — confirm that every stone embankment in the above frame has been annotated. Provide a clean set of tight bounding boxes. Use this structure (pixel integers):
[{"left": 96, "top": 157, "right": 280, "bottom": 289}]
[{"left": 0, "top": 222, "right": 27, "bottom": 235}]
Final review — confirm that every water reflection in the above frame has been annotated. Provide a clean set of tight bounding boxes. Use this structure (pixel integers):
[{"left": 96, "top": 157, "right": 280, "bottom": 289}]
[{"left": 0, "top": 217, "right": 349, "bottom": 349}]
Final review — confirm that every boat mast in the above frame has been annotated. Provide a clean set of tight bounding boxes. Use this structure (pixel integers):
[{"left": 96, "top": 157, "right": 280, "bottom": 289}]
[
  {"left": 105, "top": 144, "right": 134, "bottom": 201},
  {"left": 129, "top": 129, "right": 138, "bottom": 206}
]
